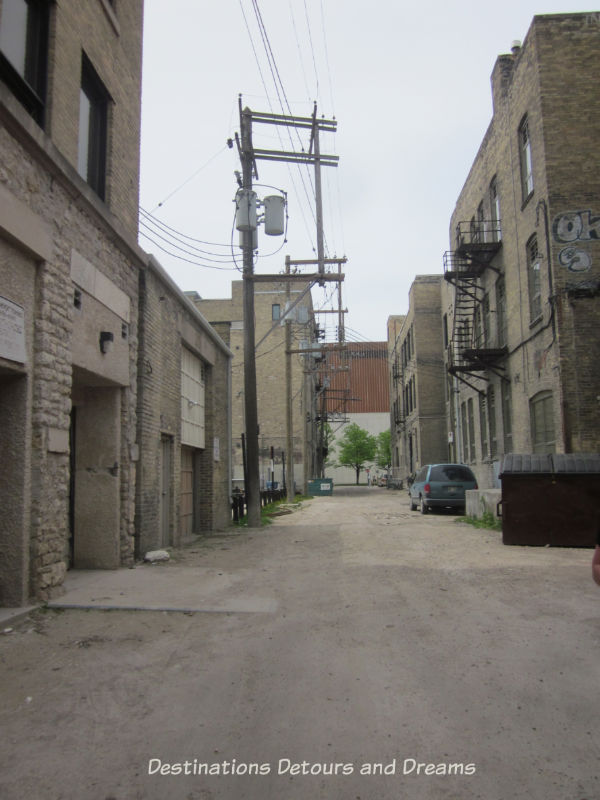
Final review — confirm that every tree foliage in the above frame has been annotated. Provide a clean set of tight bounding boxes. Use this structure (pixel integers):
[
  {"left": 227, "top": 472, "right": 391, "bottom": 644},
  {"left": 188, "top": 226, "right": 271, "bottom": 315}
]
[
  {"left": 375, "top": 430, "right": 392, "bottom": 470},
  {"left": 336, "top": 423, "right": 377, "bottom": 484}
]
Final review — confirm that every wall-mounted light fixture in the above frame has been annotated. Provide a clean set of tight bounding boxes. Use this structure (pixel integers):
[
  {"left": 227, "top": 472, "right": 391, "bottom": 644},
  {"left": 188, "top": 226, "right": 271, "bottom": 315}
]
[{"left": 99, "top": 331, "right": 114, "bottom": 354}]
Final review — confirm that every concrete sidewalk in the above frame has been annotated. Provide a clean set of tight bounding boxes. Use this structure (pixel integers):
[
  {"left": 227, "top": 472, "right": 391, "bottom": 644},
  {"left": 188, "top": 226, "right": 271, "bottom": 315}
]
[{"left": 46, "top": 564, "right": 278, "bottom": 614}]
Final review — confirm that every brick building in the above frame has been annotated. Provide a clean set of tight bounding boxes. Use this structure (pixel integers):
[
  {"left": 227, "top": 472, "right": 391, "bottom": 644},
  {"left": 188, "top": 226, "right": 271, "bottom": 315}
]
[
  {"left": 192, "top": 279, "right": 317, "bottom": 492},
  {"left": 442, "top": 13, "right": 600, "bottom": 489},
  {"left": 0, "top": 0, "right": 146, "bottom": 603},
  {"left": 324, "top": 341, "right": 390, "bottom": 485},
  {"left": 388, "top": 277, "right": 447, "bottom": 485},
  {"left": 136, "top": 258, "right": 232, "bottom": 555}
]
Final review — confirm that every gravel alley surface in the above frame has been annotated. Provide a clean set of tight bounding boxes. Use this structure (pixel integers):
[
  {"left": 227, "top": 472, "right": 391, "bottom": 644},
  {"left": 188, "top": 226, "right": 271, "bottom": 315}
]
[{"left": 0, "top": 486, "right": 598, "bottom": 800}]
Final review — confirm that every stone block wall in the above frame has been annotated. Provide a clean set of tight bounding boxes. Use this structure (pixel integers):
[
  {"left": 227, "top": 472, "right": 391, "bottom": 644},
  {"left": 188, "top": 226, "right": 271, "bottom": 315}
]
[
  {"left": 196, "top": 279, "right": 313, "bottom": 488},
  {"left": 389, "top": 277, "right": 447, "bottom": 480},
  {"left": 46, "top": 0, "right": 144, "bottom": 233}
]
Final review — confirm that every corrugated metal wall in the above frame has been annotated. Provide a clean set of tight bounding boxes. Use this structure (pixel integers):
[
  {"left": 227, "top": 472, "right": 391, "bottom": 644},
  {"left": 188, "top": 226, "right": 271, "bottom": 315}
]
[{"left": 324, "top": 342, "right": 389, "bottom": 414}]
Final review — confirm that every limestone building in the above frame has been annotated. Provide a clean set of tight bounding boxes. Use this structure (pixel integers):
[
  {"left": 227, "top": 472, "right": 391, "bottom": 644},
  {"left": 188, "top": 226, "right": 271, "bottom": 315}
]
[
  {"left": 191, "top": 279, "right": 317, "bottom": 492},
  {"left": 388, "top": 277, "right": 447, "bottom": 485},
  {"left": 442, "top": 13, "right": 600, "bottom": 488},
  {"left": 0, "top": 0, "right": 146, "bottom": 603},
  {"left": 0, "top": 1, "right": 233, "bottom": 607}
]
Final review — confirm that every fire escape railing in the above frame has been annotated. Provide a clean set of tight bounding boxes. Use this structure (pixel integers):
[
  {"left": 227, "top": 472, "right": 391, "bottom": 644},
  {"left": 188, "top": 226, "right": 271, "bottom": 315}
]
[{"left": 444, "top": 220, "right": 506, "bottom": 390}]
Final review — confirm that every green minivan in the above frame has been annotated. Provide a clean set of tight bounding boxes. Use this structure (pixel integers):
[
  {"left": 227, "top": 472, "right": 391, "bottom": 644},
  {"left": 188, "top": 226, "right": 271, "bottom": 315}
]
[{"left": 409, "top": 463, "right": 478, "bottom": 514}]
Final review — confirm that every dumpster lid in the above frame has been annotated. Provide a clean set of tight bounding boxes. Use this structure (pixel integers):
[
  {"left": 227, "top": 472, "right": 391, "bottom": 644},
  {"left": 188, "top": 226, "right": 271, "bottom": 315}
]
[{"left": 501, "top": 453, "right": 600, "bottom": 475}]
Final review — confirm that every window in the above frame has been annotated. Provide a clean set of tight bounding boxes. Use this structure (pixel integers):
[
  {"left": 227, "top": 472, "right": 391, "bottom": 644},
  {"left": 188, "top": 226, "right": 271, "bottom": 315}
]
[
  {"left": 501, "top": 381, "right": 513, "bottom": 454},
  {"left": 442, "top": 313, "right": 448, "bottom": 350},
  {"left": 479, "top": 393, "right": 488, "bottom": 459},
  {"left": 488, "top": 386, "right": 497, "bottom": 457},
  {"left": 483, "top": 294, "right": 491, "bottom": 346},
  {"left": 470, "top": 216, "right": 477, "bottom": 244},
  {"left": 78, "top": 54, "right": 110, "bottom": 200},
  {"left": 461, "top": 402, "right": 468, "bottom": 460},
  {"left": 490, "top": 177, "right": 501, "bottom": 241},
  {"left": 496, "top": 277, "right": 507, "bottom": 348},
  {"left": 0, "top": 0, "right": 48, "bottom": 124},
  {"left": 474, "top": 306, "right": 483, "bottom": 348},
  {"left": 519, "top": 116, "right": 534, "bottom": 201},
  {"left": 527, "top": 235, "right": 542, "bottom": 323},
  {"left": 477, "top": 201, "right": 486, "bottom": 243},
  {"left": 530, "top": 391, "right": 555, "bottom": 454},
  {"left": 467, "top": 397, "right": 476, "bottom": 462},
  {"left": 271, "top": 303, "right": 280, "bottom": 321}
]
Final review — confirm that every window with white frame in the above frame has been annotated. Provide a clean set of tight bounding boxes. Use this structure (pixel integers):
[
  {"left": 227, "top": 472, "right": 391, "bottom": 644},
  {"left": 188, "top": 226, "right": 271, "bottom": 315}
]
[
  {"left": 490, "top": 177, "right": 501, "bottom": 241},
  {"left": 519, "top": 115, "right": 534, "bottom": 200}
]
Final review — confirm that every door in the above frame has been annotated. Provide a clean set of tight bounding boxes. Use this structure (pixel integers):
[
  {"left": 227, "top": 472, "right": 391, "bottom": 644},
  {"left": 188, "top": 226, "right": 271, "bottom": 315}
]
[
  {"left": 180, "top": 446, "right": 195, "bottom": 537},
  {"left": 160, "top": 435, "right": 172, "bottom": 547}
]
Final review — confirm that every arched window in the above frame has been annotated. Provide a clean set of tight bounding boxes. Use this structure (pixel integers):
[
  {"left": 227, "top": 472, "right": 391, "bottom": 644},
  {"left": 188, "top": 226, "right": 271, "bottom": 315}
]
[
  {"left": 519, "top": 115, "right": 534, "bottom": 200},
  {"left": 489, "top": 177, "right": 501, "bottom": 241}
]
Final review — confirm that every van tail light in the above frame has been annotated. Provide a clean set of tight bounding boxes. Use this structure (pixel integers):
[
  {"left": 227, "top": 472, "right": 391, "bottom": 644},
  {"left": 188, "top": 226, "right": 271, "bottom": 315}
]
[
  {"left": 424, "top": 483, "right": 431, "bottom": 495},
  {"left": 474, "top": 483, "right": 478, "bottom": 490}
]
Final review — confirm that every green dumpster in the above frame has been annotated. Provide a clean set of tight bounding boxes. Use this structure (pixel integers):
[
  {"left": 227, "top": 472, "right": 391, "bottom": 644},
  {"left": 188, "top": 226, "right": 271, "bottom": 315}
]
[{"left": 308, "top": 478, "right": 334, "bottom": 496}]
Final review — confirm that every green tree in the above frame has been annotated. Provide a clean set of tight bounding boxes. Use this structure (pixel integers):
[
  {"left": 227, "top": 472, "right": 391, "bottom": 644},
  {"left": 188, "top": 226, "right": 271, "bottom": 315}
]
[
  {"left": 375, "top": 430, "right": 392, "bottom": 471},
  {"left": 336, "top": 423, "right": 377, "bottom": 485}
]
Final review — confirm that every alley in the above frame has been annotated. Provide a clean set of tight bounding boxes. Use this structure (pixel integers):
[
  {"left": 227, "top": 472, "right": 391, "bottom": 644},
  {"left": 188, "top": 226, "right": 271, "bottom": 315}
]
[{"left": 1, "top": 487, "right": 598, "bottom": 800}]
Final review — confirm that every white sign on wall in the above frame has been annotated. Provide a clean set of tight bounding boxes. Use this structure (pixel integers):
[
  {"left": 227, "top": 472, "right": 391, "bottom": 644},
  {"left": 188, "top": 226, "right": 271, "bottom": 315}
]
[{"left": 0, "top": 296, "right": 26, "bottom": 363}]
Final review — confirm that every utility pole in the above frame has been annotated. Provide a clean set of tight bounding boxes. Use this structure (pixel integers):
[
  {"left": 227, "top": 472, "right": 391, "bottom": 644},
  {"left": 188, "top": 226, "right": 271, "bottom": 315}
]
[
  {"left": 311, "top": 103, "right": 325, "bottom": 278},
  {"left": 233, "top": 100, "right": 340, "bottom": 514},
  {"left": 285, "top": 256, "right": 294, "bottom": 502},
  {"left": 240, "top": 103, "right": 261, "bottom": 527}
]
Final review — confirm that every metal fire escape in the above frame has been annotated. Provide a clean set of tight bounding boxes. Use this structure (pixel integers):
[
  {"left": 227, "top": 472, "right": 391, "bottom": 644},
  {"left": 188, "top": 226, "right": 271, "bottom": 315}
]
[{"left": 443, "top": 220, "right": 506, "bottom": 392}]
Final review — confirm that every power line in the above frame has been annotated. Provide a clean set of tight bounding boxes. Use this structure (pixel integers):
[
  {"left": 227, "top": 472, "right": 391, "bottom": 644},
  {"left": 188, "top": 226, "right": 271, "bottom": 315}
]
[
  {"left": 149, "top": 145, "right": 229, "bottom": 212},
  {"left": 139, "top": 228, "right": 241, "bottom": 271}
]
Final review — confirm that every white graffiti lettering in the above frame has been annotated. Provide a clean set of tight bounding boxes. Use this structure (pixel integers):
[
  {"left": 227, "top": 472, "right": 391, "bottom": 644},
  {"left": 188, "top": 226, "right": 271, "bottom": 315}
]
[
  {"left": 553, "top": 210, "right": 600, "bottom": 242},
  {"left": 558, "top": 247, "right": 592, "bottom": 272}
]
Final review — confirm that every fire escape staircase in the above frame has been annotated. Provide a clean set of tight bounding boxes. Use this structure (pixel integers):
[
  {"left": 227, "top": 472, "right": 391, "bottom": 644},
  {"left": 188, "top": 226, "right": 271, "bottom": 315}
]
[
  {"left": 443, "top": 221, "right": 506, "bottom": 391},
  {"left": 391, "top": 361, "right": 404, "bottom": 427}
]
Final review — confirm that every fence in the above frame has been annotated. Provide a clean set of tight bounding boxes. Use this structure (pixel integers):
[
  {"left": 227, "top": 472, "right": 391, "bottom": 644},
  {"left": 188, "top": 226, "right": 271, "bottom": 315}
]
[{"left": 231, "top": 488, "right": 287, "bottom": 522}]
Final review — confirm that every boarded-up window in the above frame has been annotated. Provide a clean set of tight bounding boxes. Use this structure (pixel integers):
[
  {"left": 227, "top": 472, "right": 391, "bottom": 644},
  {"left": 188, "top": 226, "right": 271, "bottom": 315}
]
[{"left": 181, "top": 347, "right": 205, "bottom": 449}]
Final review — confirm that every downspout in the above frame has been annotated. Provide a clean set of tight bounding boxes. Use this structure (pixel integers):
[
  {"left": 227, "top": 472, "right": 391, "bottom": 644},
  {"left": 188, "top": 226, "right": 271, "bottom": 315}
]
[{"left": 227, "top": 351, "right": 233, "bottom": 509}]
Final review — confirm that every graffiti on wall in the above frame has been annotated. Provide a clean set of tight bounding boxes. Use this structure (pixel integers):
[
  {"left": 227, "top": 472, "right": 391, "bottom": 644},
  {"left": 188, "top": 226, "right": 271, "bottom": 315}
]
[{"left": 552, "top": 210, "right": 598, "bottom": 272}]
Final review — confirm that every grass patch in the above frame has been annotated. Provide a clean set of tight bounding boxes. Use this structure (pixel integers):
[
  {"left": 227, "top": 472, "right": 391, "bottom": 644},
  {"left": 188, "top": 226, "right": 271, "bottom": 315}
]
[
  {"left": 233, "top": 495, "right": 313, "bottom": 527},
  {"left": 457, "top": 510, "right": 502, "bottom": 531}
]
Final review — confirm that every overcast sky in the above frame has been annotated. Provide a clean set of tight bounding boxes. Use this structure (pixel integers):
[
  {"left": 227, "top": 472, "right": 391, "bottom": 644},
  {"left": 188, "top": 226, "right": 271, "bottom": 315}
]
[{"left": 139, "top": 1, "right": 592, "bottom": 342}]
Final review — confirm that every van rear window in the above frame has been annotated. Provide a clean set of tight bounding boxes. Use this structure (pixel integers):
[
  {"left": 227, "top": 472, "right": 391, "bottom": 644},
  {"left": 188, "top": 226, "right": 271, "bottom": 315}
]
[{"left": 430, "top": 465, "right": 476, "bottom": 482}]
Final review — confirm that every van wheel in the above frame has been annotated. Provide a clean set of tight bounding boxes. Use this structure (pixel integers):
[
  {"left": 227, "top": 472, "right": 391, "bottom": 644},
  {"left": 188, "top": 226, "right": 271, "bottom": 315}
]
[
  {"left": 419, "top": 496, "right": 428, "bottom": 514},
  {"left": 410, "top": 496, "right": 417, "bottom": 511}
]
